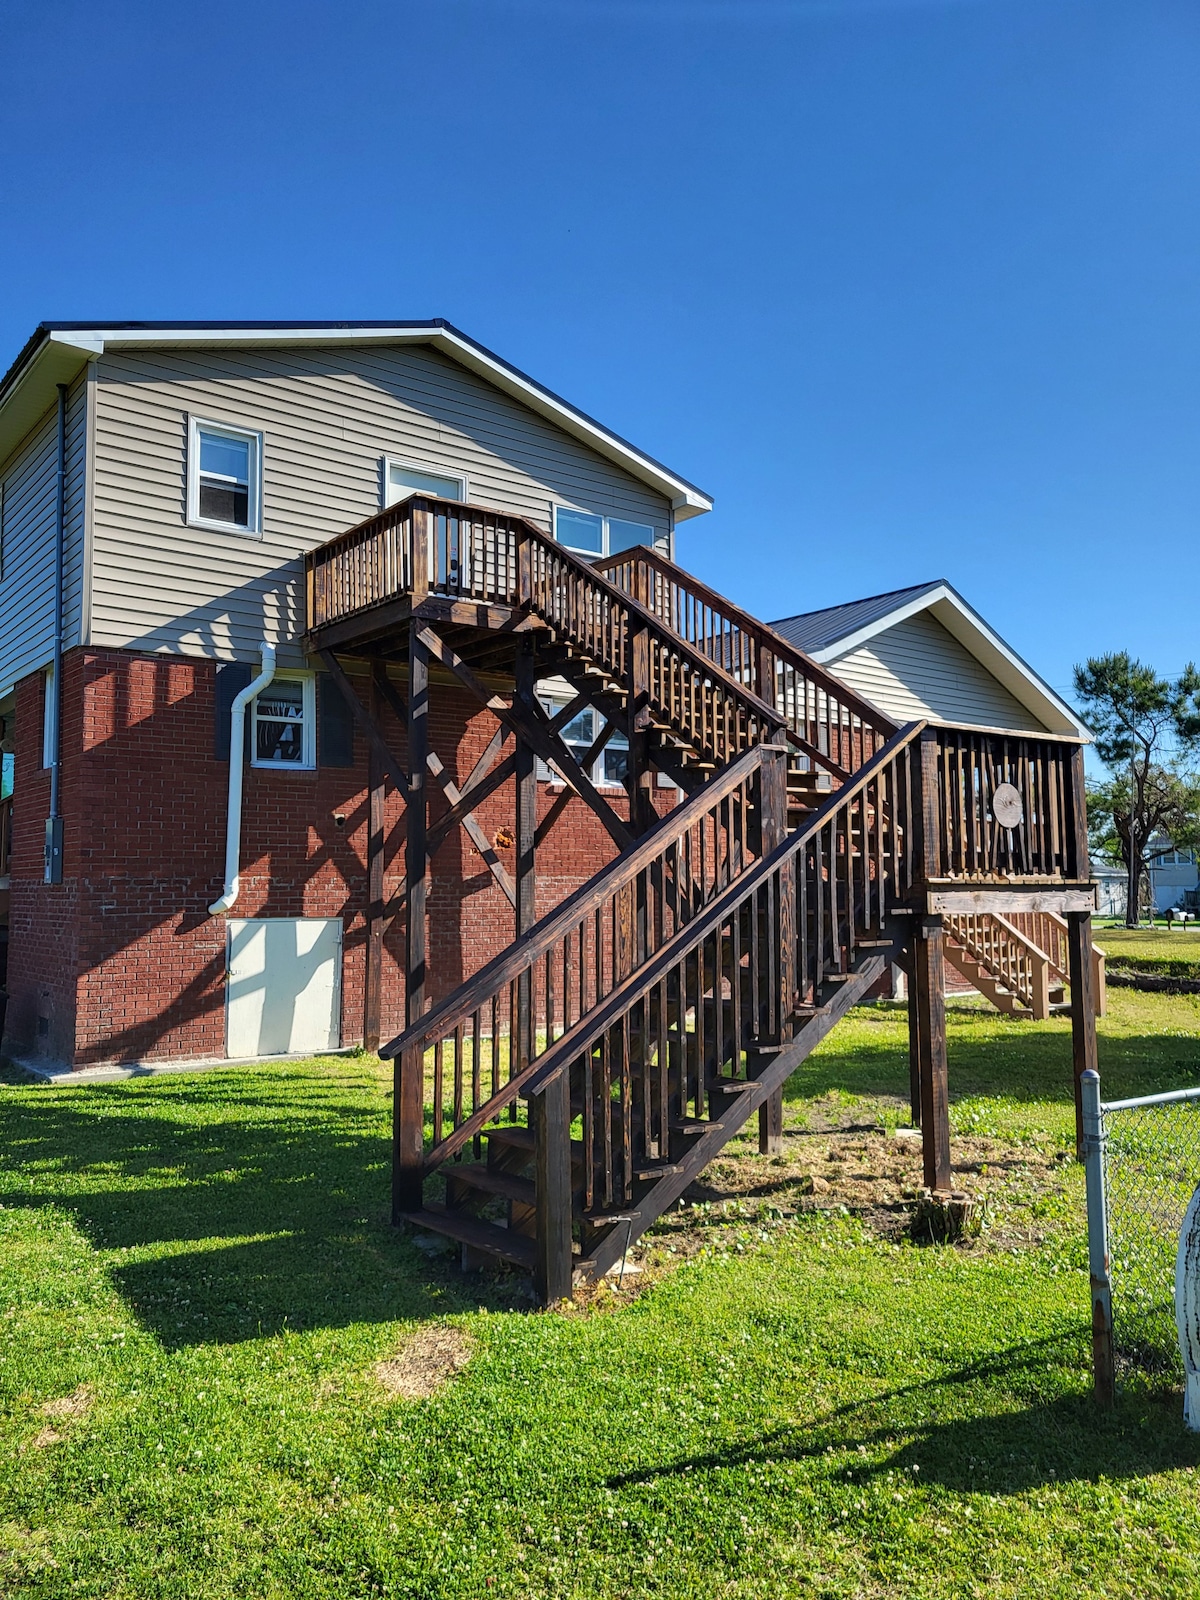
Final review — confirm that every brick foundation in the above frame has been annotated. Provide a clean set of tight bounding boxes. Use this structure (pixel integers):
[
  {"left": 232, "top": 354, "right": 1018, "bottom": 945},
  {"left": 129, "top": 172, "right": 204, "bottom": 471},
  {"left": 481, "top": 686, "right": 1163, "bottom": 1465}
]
[{"left": 2, "top": 646, "right": 656, "bottom": 1070}]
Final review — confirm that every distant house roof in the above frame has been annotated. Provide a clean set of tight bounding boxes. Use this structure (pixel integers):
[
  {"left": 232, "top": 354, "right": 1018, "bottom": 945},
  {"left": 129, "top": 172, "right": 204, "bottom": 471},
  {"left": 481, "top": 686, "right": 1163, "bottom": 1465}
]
[
  {"left": 0, "top": 320, "right": 712, "bottom": 520},
  {"left": 772, "top": 579, "right": 1089, "bottom": 741}
]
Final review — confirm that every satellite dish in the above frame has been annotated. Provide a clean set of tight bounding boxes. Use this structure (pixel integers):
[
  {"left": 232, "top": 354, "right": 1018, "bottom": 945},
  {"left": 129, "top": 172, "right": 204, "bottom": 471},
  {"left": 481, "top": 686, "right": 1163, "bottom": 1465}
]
[{"left": 991, "top": 782, "right": 1023, "bottom": 829}]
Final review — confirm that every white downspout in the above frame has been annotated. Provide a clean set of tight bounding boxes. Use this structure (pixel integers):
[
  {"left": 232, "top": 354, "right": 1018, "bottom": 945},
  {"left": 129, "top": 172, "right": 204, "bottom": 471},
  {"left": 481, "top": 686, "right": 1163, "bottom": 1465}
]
[{"left": 209, "top": 644, "right": 277, "bottom": 916}]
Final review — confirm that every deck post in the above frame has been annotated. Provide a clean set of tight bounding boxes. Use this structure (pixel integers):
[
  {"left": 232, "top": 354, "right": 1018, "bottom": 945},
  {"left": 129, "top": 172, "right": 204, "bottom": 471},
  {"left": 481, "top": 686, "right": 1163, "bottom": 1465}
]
[
  {"left": 515, "top": 635, "right": 537, "bottom": 1068},
  {"left": 364, "top": 666, "right": 386, "bottom": 1054},
  {"left": 1067, "top": 909, "right": 1099, "bottom": 1160},
  {"left": 910, "top": 914, "right": 951, "bottom": 1191},
  {"left": 532, "top": 1068, "right": 574, "bottom": 1306},
  {"left": 759, "top": 748, "right": 789, "bottom": 1156},
  {"left": 394, "top": 625, "right": 430, "bottom": 1222}
]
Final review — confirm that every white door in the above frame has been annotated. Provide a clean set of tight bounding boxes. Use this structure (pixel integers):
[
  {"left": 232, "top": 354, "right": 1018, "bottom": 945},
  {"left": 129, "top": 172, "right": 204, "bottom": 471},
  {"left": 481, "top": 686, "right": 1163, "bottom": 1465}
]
[{"left": 226, "top": 918, "right": 342, "bottom": 1058}]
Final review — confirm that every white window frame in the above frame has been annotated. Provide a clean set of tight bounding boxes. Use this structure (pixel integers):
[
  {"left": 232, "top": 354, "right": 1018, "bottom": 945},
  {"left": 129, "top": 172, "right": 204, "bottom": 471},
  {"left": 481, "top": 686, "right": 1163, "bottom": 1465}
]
[
  {"left": 251, "top": 671, "right": 316, "bottom": 771},
  {"left": 536, "top": 696, "right": 630, "bottom": 790},
  {"left": 382, "top": 457, "right": 468, "bottom": 509},
  {"left": 187, "top": 416, "right": 264, "bottom": 538},
  {"left": 552, "top": 505, "right": 656, "bottom": 558}
]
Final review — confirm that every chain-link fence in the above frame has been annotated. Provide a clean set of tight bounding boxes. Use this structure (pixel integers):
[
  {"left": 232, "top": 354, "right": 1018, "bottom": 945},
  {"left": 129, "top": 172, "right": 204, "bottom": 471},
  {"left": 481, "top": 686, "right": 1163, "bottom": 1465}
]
[{"left": 1082, "top": 1071, "right": 1200, "bottom": 1396}]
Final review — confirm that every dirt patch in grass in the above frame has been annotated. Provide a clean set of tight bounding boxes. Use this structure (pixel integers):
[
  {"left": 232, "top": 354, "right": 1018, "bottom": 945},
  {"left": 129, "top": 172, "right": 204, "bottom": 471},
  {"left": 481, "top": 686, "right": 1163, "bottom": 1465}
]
[
  {"left": 375, "top": 1325, "right": 474, "bottom": 1400},
  {"left": 21, "top": 1385, "right": 93, "bottom": 1450}
]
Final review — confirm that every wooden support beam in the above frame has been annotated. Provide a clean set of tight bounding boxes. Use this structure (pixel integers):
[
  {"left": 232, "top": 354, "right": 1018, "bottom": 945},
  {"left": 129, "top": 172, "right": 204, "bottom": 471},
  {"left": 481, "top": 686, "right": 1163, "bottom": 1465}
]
[
  {"left": 372, "top": 669, "right": 516, "bottom": 909},
  {"left": 394, "top": 628, "right": 431, "bottom": 1224},
  {"left": 758, "top": 748, "right": 790, "bottom": 1154},
  {"left": 319, "top": 650, "right": 408, "bottom": 792},
  {"left": 364, "top": 668, "right": 386, "bottom": 1054},
  {"left": 416, "top": 624, "right": 633, "bottom": 851},
  {"left": 910, "top": 915, "right": 951, "bottom": 1191},
  {"left": 515, "top": 635, "right": 538, "bottom": 1071},
  {"left": 1067, "top": 909, "right": 1099, "bottom": 1159},
  {"left": 532, "top": 1069, "right": 574, "bottom": 1306}
]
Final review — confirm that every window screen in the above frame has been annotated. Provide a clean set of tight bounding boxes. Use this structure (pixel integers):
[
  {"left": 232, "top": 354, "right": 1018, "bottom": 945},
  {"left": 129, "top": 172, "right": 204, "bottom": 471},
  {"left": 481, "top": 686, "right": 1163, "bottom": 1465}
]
[{"left": 198, "top": 431, "right": 251, "bottom": 528}]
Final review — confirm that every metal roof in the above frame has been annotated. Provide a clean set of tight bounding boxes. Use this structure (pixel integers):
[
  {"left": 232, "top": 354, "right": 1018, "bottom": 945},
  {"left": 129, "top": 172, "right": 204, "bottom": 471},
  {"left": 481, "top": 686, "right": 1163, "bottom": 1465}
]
[{"left": 770, "top": 582, "right": 944, "bottom": 656}]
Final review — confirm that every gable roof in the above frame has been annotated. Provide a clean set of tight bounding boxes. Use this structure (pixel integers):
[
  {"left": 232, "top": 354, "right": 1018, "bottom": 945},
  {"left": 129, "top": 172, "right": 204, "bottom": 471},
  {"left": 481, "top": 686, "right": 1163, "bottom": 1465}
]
[
  {"left": 772, "top": 579, "right": 1089, "bottom": 740},
  {"left": 0, "top": 320, "right": 712, "bottom": 519}
]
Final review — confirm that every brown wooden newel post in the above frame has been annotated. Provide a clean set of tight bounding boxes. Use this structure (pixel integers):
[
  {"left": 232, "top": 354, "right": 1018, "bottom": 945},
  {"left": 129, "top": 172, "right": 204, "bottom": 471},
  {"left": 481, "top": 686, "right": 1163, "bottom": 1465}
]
[
  {"left": 759, "top": 747, "right": 790, "bottom": 1156},
  {"left": 917, "top": 727, "right": 942, "bottom": 885},
  {"left": 532, "top": 1070, "right": 574, "bottom": 1305},
  {"left": 410, "top": 497, "right": 430, "bottom": 602},
  {"left": 1068, "top": 744, "right": 1090, "bottom": 884},
  {"left": 910, "top": 914, "right": 951, "bottom": 1191},
  {"left": 394, "top": 625, "right": 430, "bottom": 1223},
  {"left": 514, "top": 635, "right": 537, "bottom": 1067},
  {"left": 393, "top": 1043, "right": 425, "bottom": 1221}
]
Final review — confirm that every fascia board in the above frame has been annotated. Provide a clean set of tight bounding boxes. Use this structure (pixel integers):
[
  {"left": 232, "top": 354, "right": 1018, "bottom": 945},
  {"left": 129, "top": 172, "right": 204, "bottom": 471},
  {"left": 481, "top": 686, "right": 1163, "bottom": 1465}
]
[
  {"left": 0, "top": 336, "right": 96, "bottom": 469},
  {"left": 12, "top": 323, "right": 713, "bottom": 517},
  {"left": 815, "top": 581, "right": 1089, "bottom": 741}
]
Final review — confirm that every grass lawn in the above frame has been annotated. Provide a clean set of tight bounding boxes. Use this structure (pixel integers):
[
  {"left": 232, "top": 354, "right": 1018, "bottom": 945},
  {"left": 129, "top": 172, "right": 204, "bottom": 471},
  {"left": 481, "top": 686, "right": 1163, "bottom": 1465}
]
[
  {"left": 4, "top": 991, "right": 1200, "bottom": 1599},
  {"left": 1094, "top": 926, "right": 1200, "bottom": 966}
]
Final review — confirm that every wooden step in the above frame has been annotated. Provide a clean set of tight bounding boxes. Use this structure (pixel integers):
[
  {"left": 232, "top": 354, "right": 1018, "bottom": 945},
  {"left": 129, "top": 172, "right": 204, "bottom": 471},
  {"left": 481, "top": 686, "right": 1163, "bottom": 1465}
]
[
  {"left": 671, "top": 1117, "right": 726, "bottom": 1135},
  {"left": 401, "top": 1205, "right": 536, "bottom": 1270},
  {"left": 706, "top": 1077, "right": 756, "bottom": 1095},
  {"left": 444, "top": 1162, "right": 537, "bottom": 1206},
  {"left": 634, "top": 1163, "right": 684, "bottom": 1181},
  {"left": 483, "top": 1125, "right": 584, "bottom": 1161}
]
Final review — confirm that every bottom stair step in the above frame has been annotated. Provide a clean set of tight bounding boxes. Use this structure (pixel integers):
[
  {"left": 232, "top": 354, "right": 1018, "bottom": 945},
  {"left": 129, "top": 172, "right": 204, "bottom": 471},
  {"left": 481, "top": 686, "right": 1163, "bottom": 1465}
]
[{"left": 401, "top": 1205, "right": 536, "bottom": 1270}]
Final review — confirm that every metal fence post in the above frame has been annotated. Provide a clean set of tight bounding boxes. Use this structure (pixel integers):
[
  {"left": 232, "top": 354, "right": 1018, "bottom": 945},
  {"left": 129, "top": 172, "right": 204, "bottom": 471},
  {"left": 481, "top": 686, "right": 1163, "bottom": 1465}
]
[{"left": 1082, "top": 1068, "right": 1116, "bottom": 1404}]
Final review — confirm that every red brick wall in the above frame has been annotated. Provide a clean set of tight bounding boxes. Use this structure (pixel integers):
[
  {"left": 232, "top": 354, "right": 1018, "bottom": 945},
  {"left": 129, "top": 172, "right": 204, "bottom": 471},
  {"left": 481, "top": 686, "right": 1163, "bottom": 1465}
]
[{"left": 2, "top": 646, "right": 656, "bottom": 1069}]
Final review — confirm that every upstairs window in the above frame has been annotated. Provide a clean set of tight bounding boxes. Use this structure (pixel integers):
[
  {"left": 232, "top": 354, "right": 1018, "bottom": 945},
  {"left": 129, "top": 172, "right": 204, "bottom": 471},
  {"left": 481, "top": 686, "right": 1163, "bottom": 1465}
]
[
  {"left": 384, "top": 459, "right": 467, "bottom": 508},
  {"left": 252, "top": 674, "right": 315, "bottom": 769},
  {"left": 553, "top": 506, "right": 655, "bottom": 558},
  {"left": 188, "top": 418, "right": 263, "bottom": 536}
]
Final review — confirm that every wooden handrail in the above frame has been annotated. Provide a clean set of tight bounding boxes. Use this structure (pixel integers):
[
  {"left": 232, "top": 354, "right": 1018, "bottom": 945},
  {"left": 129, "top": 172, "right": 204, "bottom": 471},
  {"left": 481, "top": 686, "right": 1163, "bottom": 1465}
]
[
  {"left": 596, "top": 544, "right": 896, "bottom": 745},
  {"left": 523, "top": 721, "right": 926, "bottom": 1099},
  {"left": 384, "top": 744, "right": 787, "bottom": 1177}
]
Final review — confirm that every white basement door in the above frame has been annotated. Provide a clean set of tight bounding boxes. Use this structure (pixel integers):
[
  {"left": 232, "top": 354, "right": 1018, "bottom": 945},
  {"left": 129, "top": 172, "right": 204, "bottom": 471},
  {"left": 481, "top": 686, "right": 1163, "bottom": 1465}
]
[{"left": 226, "top": 918, "right": 343, "bottom": 1058}]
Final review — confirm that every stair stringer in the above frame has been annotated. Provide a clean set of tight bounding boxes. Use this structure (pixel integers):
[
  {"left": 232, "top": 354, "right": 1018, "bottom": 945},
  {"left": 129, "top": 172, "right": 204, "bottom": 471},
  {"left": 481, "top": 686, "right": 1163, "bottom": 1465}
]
[{"left": 575, "top": 933, "right": 905, "bottom": 1284}]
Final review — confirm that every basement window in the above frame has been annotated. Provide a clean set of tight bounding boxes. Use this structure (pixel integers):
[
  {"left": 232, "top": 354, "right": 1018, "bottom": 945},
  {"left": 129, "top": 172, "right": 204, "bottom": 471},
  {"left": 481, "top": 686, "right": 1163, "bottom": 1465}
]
[
  {"left": 536, "top": 698, "right": 629, "bottom": 788},
  {"left": 553, "top": 506, "right": 655, "bottom": 559},
  {"left": 188, "top": 418, "right": 263, "bottom": 536},
  {"left": 252, "top": 674, "right": 315, "bottom": 769}
]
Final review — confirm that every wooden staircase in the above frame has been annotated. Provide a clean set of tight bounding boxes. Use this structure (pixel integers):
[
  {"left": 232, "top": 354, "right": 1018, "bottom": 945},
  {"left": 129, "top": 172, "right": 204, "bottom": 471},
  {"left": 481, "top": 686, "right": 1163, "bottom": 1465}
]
[
  {"left": 305, "top": 494, "right": 1095, "bottom": 1300},
  {"left": 943, "top": 910, "right": 1106, "bottom": 1020}
]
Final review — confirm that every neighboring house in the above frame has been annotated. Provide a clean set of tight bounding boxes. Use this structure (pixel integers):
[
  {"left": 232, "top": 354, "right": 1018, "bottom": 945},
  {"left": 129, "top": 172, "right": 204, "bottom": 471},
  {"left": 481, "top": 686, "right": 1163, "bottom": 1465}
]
[
  {"left": 0, "top": 320, "right": 709, "bottom": 1072},
  {"left": 771, "top": 580, "right": 1088, "bottom": 740}
]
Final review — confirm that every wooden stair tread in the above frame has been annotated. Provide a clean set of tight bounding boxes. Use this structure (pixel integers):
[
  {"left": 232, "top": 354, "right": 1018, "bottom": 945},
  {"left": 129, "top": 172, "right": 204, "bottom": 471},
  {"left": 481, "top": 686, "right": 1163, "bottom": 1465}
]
[
  {"left": 401, "top": 1205, "right": 536, "bottom": 1270},
  {"left": 444, "top": 1162, "right": 536, "bottom": 1205}
]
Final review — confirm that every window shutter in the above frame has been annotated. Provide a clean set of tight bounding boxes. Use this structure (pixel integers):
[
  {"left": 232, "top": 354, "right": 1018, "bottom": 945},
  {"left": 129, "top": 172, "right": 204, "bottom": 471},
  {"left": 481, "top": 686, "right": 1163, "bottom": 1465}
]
[
  {"left": 213, "top": 662, "right": 253, "bottom": 760},
  {"left": 318, "top": 673, "right": 355, "bottom": 767}
]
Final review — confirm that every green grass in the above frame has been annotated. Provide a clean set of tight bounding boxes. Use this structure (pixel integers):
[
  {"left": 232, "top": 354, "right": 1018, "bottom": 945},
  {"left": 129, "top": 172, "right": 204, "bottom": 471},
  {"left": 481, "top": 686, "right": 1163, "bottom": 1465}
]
[
  {"left": 1093, "top": 928, "right": 1200, "bottom": 980},
  {"left": 3, "top": 996, "right": 1200, "bottom": 1599}
]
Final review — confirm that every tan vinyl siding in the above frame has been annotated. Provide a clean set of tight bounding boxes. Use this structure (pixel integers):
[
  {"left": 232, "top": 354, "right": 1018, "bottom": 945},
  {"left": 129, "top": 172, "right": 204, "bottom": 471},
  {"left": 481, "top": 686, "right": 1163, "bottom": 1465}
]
[
  {"left": 0, "top": 377, "right": 88, "bottom": 697},
  {"left": 90, "top": 345, "right": 672, "bottom": 665},
  {"left": 826, "top": 610, "right": 1050, "bottom": 734}
]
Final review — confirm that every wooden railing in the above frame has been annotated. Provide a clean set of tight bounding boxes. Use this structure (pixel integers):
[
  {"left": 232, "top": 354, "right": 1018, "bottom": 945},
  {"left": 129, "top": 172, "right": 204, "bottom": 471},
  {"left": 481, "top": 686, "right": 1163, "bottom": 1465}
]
[
  {"left": 519, "top": 723, "right": 923, "bottom": 1261},
  {"left": 922, "top": 725, "right": 1086, "bottom": 882},
  {"left": 385, "top": 745, "right": 786, "bottom": 1199},
  {"left": 945, "top": 912, "right": 1055, "bottom": 1018},
  {"left": 0, "top": 795, "right": 10, "bottom": 879},
  {"left": 597, "top": 545, "right": 897, "bottom": 778},
  {"left": 1008, "top": 909, "right": 1107, "bottom": 1015}
]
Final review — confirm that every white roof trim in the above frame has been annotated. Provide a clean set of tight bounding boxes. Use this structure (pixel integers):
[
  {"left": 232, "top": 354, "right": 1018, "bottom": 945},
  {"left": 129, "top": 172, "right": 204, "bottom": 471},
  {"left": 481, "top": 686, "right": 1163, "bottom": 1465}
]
[
  {"left": 812, "top": 582, "right": 1090, "bottom": 741},
  {"left": 0, "top": 324, "right": 712, "bottom": 518}
]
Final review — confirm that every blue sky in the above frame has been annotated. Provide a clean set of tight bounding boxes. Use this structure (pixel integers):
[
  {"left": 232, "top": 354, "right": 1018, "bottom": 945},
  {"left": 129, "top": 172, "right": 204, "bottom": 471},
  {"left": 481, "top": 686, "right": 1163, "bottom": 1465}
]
[{"left": 2, "top": 0, "right": 1196, "bottom": 705}]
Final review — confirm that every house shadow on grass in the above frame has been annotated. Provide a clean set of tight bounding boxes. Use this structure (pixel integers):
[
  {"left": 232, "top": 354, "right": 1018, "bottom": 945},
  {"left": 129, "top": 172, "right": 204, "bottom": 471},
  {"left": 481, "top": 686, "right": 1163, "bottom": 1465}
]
[
  {"left": 607, "top": 1334, "right": 1200, "bottom": 1494},
  {"left": 0, "top": 1063, "right": 532, "bottom": 1348}
]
